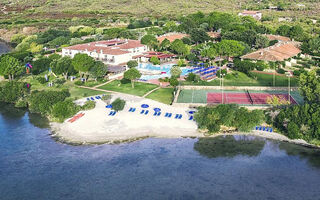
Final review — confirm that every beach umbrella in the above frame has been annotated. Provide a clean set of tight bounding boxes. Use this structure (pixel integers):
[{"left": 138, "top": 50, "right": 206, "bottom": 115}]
[
  {"left": 153, "top": 108, "right": 161, "bottom": 112},
  {"left": 188, "top": 111, "right": 196, "bottom": 114},
  {"left": 106, "top": 104, "right": 112, "bottom": 108},
  {"left": 141, "top": 104, "right": 149, "bottom": 108}
]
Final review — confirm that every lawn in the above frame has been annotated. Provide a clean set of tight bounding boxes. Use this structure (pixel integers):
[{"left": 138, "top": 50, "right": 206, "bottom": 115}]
[
  {"left": 68, "top": 87, "right": 108, "bottom": 100},
  {"left": 98, "top": 80, "right": 158, "bottom": 96},
  {"left": 182, "top": 71, "right": 299, "bottom": 87},
  {"left": 146, "top": 88, "right": 174, "bottom": 105}
]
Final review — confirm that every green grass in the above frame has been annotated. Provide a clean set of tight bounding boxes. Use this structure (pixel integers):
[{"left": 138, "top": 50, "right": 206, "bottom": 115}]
[
  {"left": 182, "top": 71, "right": 299, "bottom": 87},
  {"left": 146, "top": 88, "right": 174, "bottom": 104},
  {"left": 98, "top": 80, "right": 158, "bottom": 96},
  {"left": 68, "top": 87, "right": 108, "bottom": 99}
]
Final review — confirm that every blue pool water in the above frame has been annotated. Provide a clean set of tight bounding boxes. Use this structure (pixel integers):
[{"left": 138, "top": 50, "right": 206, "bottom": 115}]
[
  {"left": 1, "top": 103, "right": 320, "bottom": 200},
  {"left": 137, "top": 63, "right": 190, "bottom": 80}
]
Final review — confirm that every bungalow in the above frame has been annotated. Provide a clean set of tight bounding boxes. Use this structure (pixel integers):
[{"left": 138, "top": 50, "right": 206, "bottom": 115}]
[
  {"left": 133, "top": 51, "right": 176, "bottom": 63},
  {"left": 238, "top": 11, "right": 262, "bottom": 20},
  {"left": 62, "top": 39, "right": 149, "bottom": 66},
  {"left": 241, "top": 41, "right": 301, "bottom": 63}
]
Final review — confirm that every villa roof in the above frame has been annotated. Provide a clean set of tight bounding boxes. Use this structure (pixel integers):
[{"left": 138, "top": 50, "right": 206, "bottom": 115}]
[
  {"left": 64, "top": 39, "right": 145, "bottom": 55},
  {"left": 241, "top": 42, "right": 301, "bottom": 62},
  {"left": 265, "top": 34, "right": 291, "bottom": 42},
  {"left": 157, "top": 33, "right": 189, "bottom": 43}
]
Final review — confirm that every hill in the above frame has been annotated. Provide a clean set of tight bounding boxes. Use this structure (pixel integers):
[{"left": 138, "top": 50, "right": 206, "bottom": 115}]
[{"left": 2, "top": 0, "right": 320, "bottom": 18}]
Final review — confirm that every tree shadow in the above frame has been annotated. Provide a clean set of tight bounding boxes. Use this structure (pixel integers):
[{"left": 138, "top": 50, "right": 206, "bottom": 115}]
[{"left": 194, "top": 136, "right": 265, "bottom": 158}]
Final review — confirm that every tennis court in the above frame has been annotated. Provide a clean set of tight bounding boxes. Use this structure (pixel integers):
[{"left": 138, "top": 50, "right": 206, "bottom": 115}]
[{"left": 177, "top": 89, "right": 303, "bottom": 105}]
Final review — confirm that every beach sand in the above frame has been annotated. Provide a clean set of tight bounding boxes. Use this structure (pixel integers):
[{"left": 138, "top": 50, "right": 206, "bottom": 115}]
[
  {"left": 51, "top": 93, "right": 314, "bottom": 147},
  {"left": 51, "top": 93, "right": 201, "bottom": 144}
]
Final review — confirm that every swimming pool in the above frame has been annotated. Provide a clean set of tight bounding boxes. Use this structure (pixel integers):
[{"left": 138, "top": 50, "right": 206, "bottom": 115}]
[{"left": 137, "top": 63, "right": 190, "bottom": 80}]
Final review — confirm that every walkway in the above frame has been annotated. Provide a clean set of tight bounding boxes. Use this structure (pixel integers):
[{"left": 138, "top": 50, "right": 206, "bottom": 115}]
[
  {"left": 142, "top": 86, "right": 161, "bottom": 98},
  {"left": 93, "top": 79, "right": 116, "bottom": 89}
]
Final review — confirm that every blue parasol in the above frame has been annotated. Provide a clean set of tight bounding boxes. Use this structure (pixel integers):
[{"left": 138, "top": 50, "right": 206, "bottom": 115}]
[
  {"left": 141, "top": 104, "right": 149, "bottom": 108},
  {"left": 154, "top": 108, "right": 161, "bottom": 112},
  {"left": 106, "top": 104, "right": 112, "bottom": 108}
]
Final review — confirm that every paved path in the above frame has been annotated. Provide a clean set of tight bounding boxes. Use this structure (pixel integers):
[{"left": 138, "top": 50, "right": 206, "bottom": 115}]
[
  {"left": 93, "top": 79, "right": 116, "bottom": 89},
  {"left": 142, "top": 86, "right": 161, "bottom": 98}
]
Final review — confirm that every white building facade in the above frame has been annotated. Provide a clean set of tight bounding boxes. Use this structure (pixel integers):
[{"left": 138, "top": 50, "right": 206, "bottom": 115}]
[{"left": 62, "top": 39, "right": 148, "bottom": 66}]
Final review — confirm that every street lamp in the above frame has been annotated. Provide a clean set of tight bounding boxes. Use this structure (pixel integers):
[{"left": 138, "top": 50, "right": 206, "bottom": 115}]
[
  {"left": 221, "top": 73, "right": 226, "bottom": 104},
  {"left": 285, "top": 72, "right": 292, "bottom": 103}
]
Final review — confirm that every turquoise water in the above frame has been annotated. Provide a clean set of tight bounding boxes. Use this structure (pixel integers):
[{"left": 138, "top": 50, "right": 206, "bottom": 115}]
[
  {"left": 1, "top": 102, "right": 320, "bottom": 200},
  {"left": 137, "top": 63, "right": 190, "bottom": 80}
]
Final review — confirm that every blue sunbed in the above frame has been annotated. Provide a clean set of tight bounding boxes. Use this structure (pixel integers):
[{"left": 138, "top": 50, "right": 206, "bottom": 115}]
[
  {"left": 91, "top": 97, "right": 95, "bottom": 101},
  {"left": 112, "top": 111, "right": 116, "bottom": 116},
  {"left": 87, "top": 98, "right": 90, "bottom": 101},
  {"left": 145, "top": 110, "right": 149, "bottom": 115},
  {"left": 129, "top": 108, "right": 133, "bottom": 112},
  {"left": 255, "top": 126, "right": 258, "bottom": 130},
  {"left": 259, "top": 126, "right": 262, "bottom": 131},
  {"left": 165, "top": 113, "right": 169, "bottom": 117},
  {"left": 108, "top": 111, "right": 113, "bottom": 116},
  {"left": 178, "top": 114, "right": 182, "bottom": 119},
  {"left": 175, "top": 114, "right": 179, "bottom": 119},
  {"left": 266, "top": 127, "right": 269, "bottom": 131},
  {"left": 132, "top": 108, "right": 136, "bottom": 112},
  {"left": 153, "top": 112, "right": 157, "bottom": 116},
  {"left": 168, "top": 113, "right": 172, "bottom": 118},
  {"left": 189, "top": 116, "right": 193, "bottom": 120},
  {"left": 270, "top": 128, "right": 273, "bottom": 132},
  {"left": 263, "top": 127, "right": 266, "bottom": 131},
  {"left": 140, "top": 110, "right": 145, "bottom": 114},
  {"left": 157, "top": 112, "right": 161, "bottom": 116}
]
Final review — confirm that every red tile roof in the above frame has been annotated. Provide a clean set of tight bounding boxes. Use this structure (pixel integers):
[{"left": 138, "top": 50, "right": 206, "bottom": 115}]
[
  {"left": 157, "top": 33, "right": 189, "bottom": 43},
  {"left": 64, "top": 39, "right": 145, "bottom": 55},
  {"left": 241, "top": 42, "right": 301, "bottom": 62},
  {"left": 265, "top": 34, "right": 291, "bottom": 42}
]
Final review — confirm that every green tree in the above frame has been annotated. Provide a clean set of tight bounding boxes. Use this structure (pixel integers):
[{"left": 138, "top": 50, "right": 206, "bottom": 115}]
[
  {"left": 160, "top": 38, "right": 171, "bottom": 51},
  {"left": 89, "top": 61, "right": 108, "bottom": 81},
  {"left": 71, "top": 53, "right": 95, "bottom": 79},
  {"left": 169, "top": 77, "right": 179, "bottom": 87},
  {"left": 190, "top": 28, "right": 210, "bottom": 44},
  {"left": 276, "top": 25, "right": 291, "bottom": 37},
  {"left": 50, "top": 100, "right": 79, "bottom": 122},
  {"left": 214, "top": 40, "right": 245, "bottom": 66},
  {"left": 28, "top": 90, "right": 70, "bottom": 114},
  {"left": 123, "top": 68, "right": 141, "bottom": 88},
  {"left": 32, "top": 57, "right": 51, "bottom": 75},
  {"left": 111, "top": 98, "right": 126, "bottom": 112},
  {"left": 51, "top": 56, "right": 76, "bottom": 80},
  {"left": 0, "top": 55, "right": 23, "bottom": 80},
  {"left": 299, "top": 69, "right": 320, "bottom": 103},
  {"left": 255, "top": 35, "right": 269, "bottom": 49},
  {"left": 141, "top": 34, "right": 158, "bottom": 50},
  {"left": 170, "top": 65, "right": 182, "bottom": 78},
  {"left": 150, "top": 56, "right": 160, "bottom": 65},
  {"left": 127, "top": 60, "right": 138, "bottom": 68},
  {"left": 0, "top": 81, "right": 29, "bottom": 104}
]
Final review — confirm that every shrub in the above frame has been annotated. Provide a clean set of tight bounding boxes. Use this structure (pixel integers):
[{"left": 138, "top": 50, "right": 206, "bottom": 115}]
[
  {"left": 101, "top": 94, "right": 112, "bottom": 103},
  {"left": 74, "top": 80, "right": 84, "bottom": 86},
  {"left": 36, "top": 77, "right": 47, "bottom": 84},
  {"left": 81, "top": 100, "right": 96, "bottom": 110},
  {"left": 50, "top": 100, "right": 79, "bottom": 122},
  {"left": 0, "top": 81, "right": 29, "bottom": 103},
  {"left": 111, "top": 98, "right": 126, "bottom": 112},
  {"left": 28, "top": 90, "right": 70, "bottom": 114},
  {"left": 277, "top": 68, "right": 286, "bottom": 74},
  {"left": 53, "top": 78, "right": 66, "bottom": 85},
  {"left": 194, "top": 104, "right": 264, "bottom": 134},
  {"left": 15, "top": 98, "right": 28, "bottom": 108},
  {"left": 120, "top": 78, "right": 131, "bottom": 84}
]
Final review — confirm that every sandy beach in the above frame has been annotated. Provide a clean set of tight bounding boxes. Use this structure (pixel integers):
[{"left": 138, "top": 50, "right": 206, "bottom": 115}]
[
  {"left": 51, "top": 93, "right": 315, "bottom": 147},
  {"left": 51, "top": 93, "right": 202, "bottom": 144}
]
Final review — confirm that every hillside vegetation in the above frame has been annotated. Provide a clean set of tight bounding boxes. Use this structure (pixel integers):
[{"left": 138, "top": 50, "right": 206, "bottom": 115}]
[{"left": 2, "top": 0, "right": 320, "bottom": 18}]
